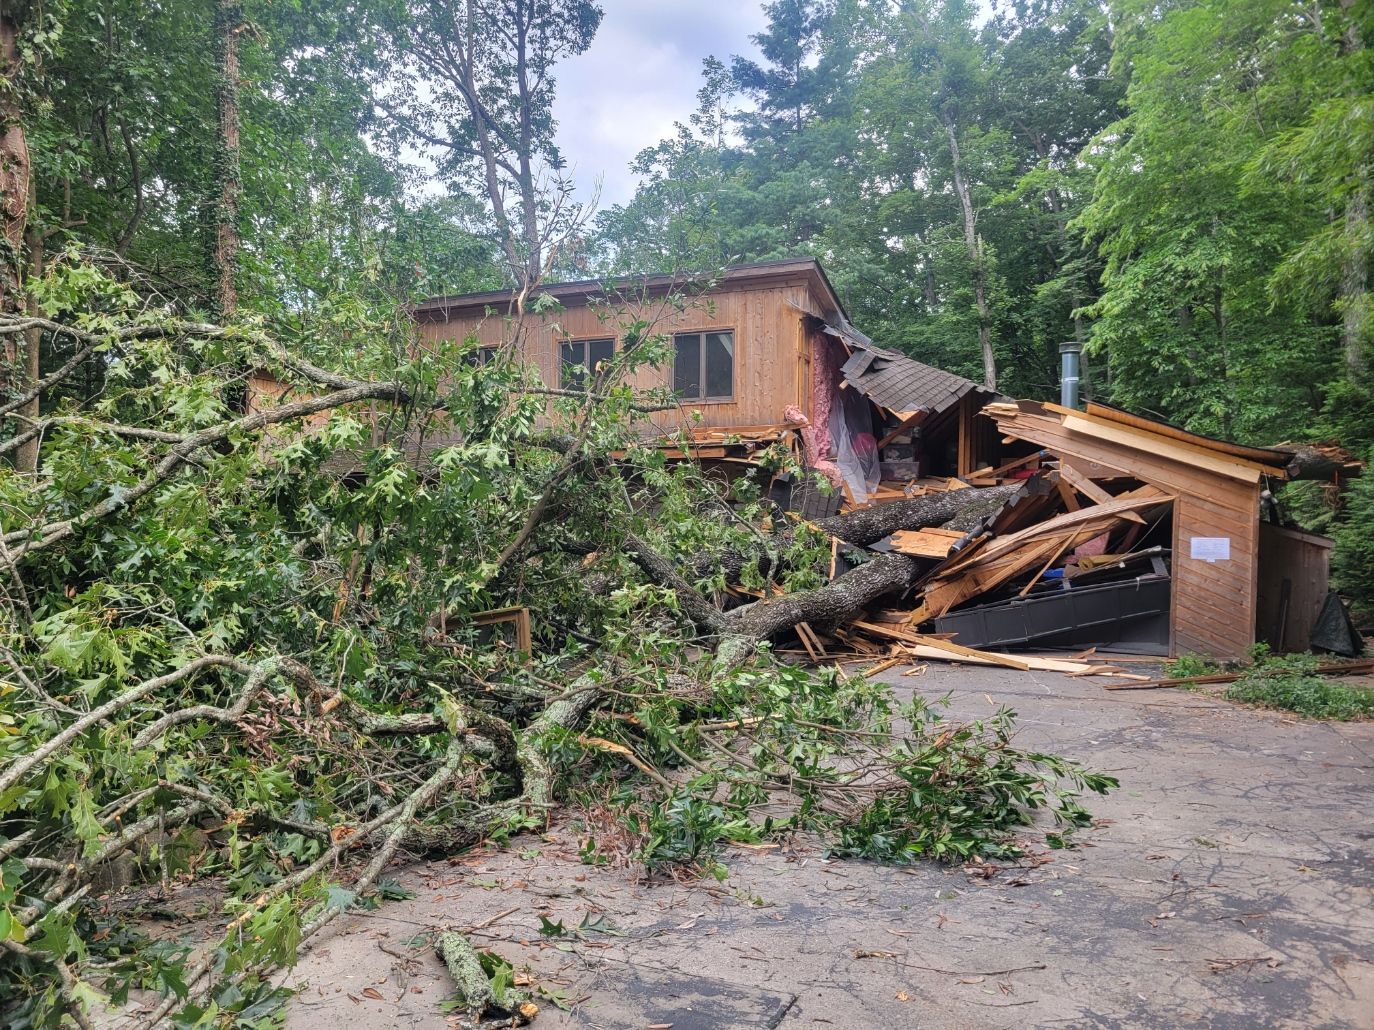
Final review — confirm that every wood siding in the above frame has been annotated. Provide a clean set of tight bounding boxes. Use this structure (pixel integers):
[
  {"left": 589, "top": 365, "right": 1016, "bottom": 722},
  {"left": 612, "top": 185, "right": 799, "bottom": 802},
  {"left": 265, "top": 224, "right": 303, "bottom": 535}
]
[
  {"left": 1256, "top": 523, "right": 1333, "bottom": 652},
  {"left": 1172, "top": 492, "right": 1258, "bottom": 659},
  {"left": 416, "top": 277, "right": 826, "bottom": 431}
]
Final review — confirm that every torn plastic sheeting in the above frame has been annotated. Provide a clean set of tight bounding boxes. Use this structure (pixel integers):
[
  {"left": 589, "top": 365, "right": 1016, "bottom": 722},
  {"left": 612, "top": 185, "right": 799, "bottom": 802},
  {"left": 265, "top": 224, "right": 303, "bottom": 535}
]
[{"left": 831, "top": 380, "right": 880, "bottom": 505}]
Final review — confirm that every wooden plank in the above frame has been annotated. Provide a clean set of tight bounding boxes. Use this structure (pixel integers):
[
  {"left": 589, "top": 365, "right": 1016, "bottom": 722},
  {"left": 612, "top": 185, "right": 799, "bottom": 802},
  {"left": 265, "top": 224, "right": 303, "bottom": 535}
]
[
  {"left": 1060, "top": 412, "right": 1263, "bottom": 483},
  {"left": 892, "top": 643, "right": 1095, "bottom": 674},
  {"left": 992, "top": 408, "right": 1265, "bottom": 499},
  {"left": 795, "top": 621, "right": 828, "bottom": 661},
  {"left": 986, "top": 450, "right": 1044, "bottom": 478},
  {"left": 877, "top": 410, "right": 926, "bottom": 449},
  {"left": 904, "top": 634, "right": 1032, "bottom": 671},
  {"left": 1060, "top": 462, "right": 1145, "bottom": 522},
  {"left": 1017, "top": 533, "right": 1076, "bottom": 597},
  {"left": 888, "top": 527, "right": 965, "bottom": 559},
  {"left": 957, "top": 393, "right": 976, "bottom": 477},
  {"left": 472, "top": 606, "right": 533, "bottom": 653},
  {"left": 1084, "top": 402, "right": 1290, "bottom": 469},
  {"left": 1103, "top": 659, "right": 1374, "bottom": 690}
]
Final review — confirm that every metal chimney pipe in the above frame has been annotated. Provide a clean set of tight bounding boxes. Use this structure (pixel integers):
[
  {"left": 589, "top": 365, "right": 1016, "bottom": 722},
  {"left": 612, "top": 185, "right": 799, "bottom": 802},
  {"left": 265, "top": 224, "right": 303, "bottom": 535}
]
[{"left": 1059, "top": 341, "right": 1083, "bottom": 409}]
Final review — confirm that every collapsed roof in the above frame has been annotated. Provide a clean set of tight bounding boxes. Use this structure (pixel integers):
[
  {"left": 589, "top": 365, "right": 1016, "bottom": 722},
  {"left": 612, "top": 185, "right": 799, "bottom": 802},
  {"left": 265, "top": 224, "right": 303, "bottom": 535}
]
[{"left": 818, "top": 320, "right": 999, "bottom": 419}]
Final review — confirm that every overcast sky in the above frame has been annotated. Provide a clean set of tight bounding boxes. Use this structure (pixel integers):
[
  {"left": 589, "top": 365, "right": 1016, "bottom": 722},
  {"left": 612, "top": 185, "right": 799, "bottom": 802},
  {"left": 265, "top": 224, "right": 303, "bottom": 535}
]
[{"left": 551, "top": 1, "right": 768, "bottom": 210}]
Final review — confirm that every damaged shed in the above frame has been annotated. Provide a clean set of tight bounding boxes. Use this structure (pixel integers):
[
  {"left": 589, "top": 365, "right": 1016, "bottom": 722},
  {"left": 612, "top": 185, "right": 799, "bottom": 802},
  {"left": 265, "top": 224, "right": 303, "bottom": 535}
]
[{"left": 977, "top": 400, "right": 1325, "bottom": 658}]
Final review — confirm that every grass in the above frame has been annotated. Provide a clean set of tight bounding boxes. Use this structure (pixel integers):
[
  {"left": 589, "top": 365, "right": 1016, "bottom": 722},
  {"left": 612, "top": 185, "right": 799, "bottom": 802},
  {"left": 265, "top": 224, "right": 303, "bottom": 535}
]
[{"left": 1167, "top": 646, "right": 1374, "bottom": 721}]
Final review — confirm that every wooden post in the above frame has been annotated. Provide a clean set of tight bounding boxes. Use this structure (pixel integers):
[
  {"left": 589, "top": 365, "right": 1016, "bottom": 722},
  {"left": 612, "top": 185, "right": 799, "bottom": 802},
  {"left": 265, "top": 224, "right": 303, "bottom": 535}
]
[{"left": 957, "top": 393, "right": 976, "bottom": 478}]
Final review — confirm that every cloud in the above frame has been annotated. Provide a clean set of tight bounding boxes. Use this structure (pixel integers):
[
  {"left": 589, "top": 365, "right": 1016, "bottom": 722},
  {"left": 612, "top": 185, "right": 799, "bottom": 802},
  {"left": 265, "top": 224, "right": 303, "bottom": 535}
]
[{"left": 553, "top": 0, "right": 767, "bottom": 210}]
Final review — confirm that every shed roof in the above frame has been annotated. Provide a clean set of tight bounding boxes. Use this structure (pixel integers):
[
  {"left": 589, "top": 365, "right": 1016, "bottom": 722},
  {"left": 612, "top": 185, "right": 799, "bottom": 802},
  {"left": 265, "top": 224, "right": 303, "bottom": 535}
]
[
  {"left": 987, "top": 400, "right": 1289, "bottom": 483},
  {"left": 1084, "top": 403, "right": 1295, "bottom": 468}
]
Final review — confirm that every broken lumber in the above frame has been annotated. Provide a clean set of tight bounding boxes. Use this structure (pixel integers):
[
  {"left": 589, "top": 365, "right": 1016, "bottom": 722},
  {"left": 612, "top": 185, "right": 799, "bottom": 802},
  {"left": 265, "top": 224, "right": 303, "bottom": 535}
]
[
  {"left": 1102, "top": 659, "right": 1374, "bottom": 690},
  {"left": 888, "top": 527, "right": 965, "bottom": 558},
  {"left": 908, "top": 493, "right": 1173, "bottom": 622},
  {"left": 892, "top": 643, "right": 1094, "bottom": 674}
]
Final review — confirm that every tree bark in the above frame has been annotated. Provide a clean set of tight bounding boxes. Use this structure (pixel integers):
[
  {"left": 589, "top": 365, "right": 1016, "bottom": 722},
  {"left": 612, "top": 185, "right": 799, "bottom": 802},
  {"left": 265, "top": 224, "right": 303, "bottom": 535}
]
[
  {"left": 636, "top": 487, "right": 1025, "bottom": 656},
  {"left": 1, "top": 11, "right": 30, "bottom": 334},
  {"left": 211, "top": 1, "right": 242, "bottom": 320},
  {"left": 943, "top": 113, "right": 997, "bottom": 391},
  {"left": 16, "top": 222, "right": 40, "bottom": 472},
  {"left": 813, "top": 484, "right": 1021, "bottom": 547},
  {"left": 1338, "top": 0, "right": 1368, "bottom": 374},
  {"left": 1, "top": 11, "right": 37, "bottom": 472},
  {"left": 722, "top": 551, "right": 920, "bottom": 641}
]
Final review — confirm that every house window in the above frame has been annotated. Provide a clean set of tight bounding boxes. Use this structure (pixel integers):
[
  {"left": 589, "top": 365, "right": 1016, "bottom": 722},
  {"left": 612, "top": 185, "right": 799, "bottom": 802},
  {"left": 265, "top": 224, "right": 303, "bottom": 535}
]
[
  {"left": 559, "top": 337, "right": 614, "bottom": 390},
  {"left": 463, "top": 345, "right": 499, "bottom": 367},
  {"left": 673, "top": 330, "right": 734, "bottom": 401}
]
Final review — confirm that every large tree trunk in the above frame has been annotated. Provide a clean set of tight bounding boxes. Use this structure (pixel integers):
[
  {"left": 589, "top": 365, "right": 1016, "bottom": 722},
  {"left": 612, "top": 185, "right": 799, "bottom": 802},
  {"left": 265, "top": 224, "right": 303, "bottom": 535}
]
[
  {"left": 685, "top": 484, "right": 1023, "bottom": 583},
  {"left": 0, "top": 12, "right": 29, "bottom": 320},
  {"left": 211, "top": 1, "right": 242, "bottom": 320},
  {"left": 1341, "top": 182, "right": 1368, "bottom": 375},
  {"left": 722, "top": 552, "right": 920, "bottom": 641},
  {"left": 665, "top": 486, "right": 1024, "bottom": 656},
  {"left": 943, "top": 113, "right": 996, "bottom": 391},
  {"left": 16, "top": 223, "right": 40, "bottom": 472},
  {"left": 814, "top": 484, "right": 1021, "bottom": 546},
  {"left": 1, "top": 11, "right": 35, "bottom": 472},
  {"left": 1338, "top": 0, "right": 1368, "bottom": 374}
]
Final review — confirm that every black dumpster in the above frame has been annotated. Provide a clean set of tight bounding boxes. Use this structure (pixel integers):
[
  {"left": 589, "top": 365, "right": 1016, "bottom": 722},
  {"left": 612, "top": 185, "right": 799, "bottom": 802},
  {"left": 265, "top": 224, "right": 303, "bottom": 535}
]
[{"left": 934, "top": 572, "right": 1171, "bottom": 654}]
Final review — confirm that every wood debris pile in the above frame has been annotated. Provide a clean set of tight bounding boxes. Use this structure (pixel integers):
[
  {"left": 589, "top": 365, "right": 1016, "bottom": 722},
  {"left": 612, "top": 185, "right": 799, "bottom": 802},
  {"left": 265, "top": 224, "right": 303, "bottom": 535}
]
[
  {"left": 654, "top": 399, "right": 1356, "bottom": 676},
  {"left": 774, "top": 464, "right": 1170, "bottom": 681},
  {"left": 761, "top": 445, "right": 1179, "bottom": 682}
]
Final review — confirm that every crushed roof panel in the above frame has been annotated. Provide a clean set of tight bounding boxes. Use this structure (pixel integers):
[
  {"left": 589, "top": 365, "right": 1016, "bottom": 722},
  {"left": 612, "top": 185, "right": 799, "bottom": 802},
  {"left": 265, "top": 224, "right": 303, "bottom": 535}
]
[{"left": 823, "top": 322, "right": 992, "bottom": 416}]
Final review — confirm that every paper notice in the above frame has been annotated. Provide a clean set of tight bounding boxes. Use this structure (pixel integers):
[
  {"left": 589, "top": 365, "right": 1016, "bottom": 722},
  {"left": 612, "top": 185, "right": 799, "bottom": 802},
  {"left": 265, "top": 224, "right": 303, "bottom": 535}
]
[{"left": 1189, "top": 537, "right": 1231, "bottom": 562}]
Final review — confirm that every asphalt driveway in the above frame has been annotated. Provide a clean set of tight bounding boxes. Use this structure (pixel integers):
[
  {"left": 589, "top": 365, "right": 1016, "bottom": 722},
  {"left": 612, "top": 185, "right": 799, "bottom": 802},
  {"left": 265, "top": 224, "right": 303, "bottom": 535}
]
[{"left": 282, "top": 664, "right": 1374, "bottom": 1029}]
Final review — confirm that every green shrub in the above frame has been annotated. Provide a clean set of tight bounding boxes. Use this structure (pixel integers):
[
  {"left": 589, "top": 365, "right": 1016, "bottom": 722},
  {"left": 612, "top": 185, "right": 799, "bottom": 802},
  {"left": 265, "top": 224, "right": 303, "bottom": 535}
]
[{"left": 1225, "top": 651, "right": 1374, "bottom": 720}]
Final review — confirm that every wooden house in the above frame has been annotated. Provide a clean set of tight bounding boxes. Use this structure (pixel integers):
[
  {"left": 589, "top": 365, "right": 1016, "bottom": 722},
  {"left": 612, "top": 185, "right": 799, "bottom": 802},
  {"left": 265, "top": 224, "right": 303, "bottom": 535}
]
[
  {"left": 412, "top": 258, "right": 1002, "bottom": 504},
  {"left": 247, "top": 257, "right": 1345, "bottom": 660}
]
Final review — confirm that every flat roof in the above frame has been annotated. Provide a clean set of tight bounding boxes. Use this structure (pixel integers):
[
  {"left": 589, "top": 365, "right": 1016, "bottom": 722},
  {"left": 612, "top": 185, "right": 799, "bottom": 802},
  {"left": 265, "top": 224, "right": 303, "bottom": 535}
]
[{"left": 412, "top": 257, "right": 848, "bottom": 320}]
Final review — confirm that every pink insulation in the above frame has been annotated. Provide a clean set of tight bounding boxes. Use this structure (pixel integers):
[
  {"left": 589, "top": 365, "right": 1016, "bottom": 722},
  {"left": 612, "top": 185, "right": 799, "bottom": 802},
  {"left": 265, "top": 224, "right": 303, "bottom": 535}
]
[{"left": 801, "top": 331, "right": 847, "bottom": 489}]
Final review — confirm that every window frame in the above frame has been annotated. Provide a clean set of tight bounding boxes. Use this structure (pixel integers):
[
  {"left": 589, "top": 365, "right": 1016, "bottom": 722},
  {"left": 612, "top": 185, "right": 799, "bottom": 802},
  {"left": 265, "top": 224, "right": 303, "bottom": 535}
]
[
  {"left": 462, "top": 344, "right": 499, "bottom": 367},
  {"left": 671, "top": 327, "right": 736, "bottom": 404},
  {"left": 558, "top": 336, "right": 616, "bottom": 391}
]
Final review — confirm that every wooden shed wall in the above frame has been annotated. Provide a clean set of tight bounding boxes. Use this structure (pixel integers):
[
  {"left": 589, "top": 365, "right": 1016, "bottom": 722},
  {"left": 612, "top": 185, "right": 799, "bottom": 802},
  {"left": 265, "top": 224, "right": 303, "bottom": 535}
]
[
  {"left": 1256, "top": 523, "right": 1333, "bottom": 652},
  {"left": 415, "top": 277, "right": 826, "bottom": 431},
  {"left": 1172, "top": 491, "right": 1259, "bottom": 658}
]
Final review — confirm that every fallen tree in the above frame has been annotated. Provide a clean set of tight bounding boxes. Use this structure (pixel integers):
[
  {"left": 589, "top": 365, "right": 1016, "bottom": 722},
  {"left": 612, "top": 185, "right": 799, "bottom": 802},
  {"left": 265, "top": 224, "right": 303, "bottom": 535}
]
[{"left": 0, "top": 282, "right": 1116, "bottom": 1028}]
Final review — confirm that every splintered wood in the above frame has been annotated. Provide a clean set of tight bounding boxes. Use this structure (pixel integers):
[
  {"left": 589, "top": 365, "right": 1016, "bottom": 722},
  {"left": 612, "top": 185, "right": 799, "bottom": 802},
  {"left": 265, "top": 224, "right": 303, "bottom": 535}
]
[{"left": 793, "top": 465, "right": 1176, "bottom": 680}]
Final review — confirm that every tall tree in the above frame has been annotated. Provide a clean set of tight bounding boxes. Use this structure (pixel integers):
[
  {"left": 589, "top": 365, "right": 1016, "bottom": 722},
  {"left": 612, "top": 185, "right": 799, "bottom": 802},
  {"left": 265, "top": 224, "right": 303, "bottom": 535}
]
[
  {"left": 1077, "top": 0, "right": 1352, "bottom": 439},
  {"left": 0, "top": 7, "right": 27, "bottom": 317},
  {"left": 390, "top": 0, "right": 602, "bottom": 302},
  {"left": 731, "top": 0, "right": 832, "bottom": 140},
  {"left": 211, "top": 0, "right": 244, "bottom": 319}
]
